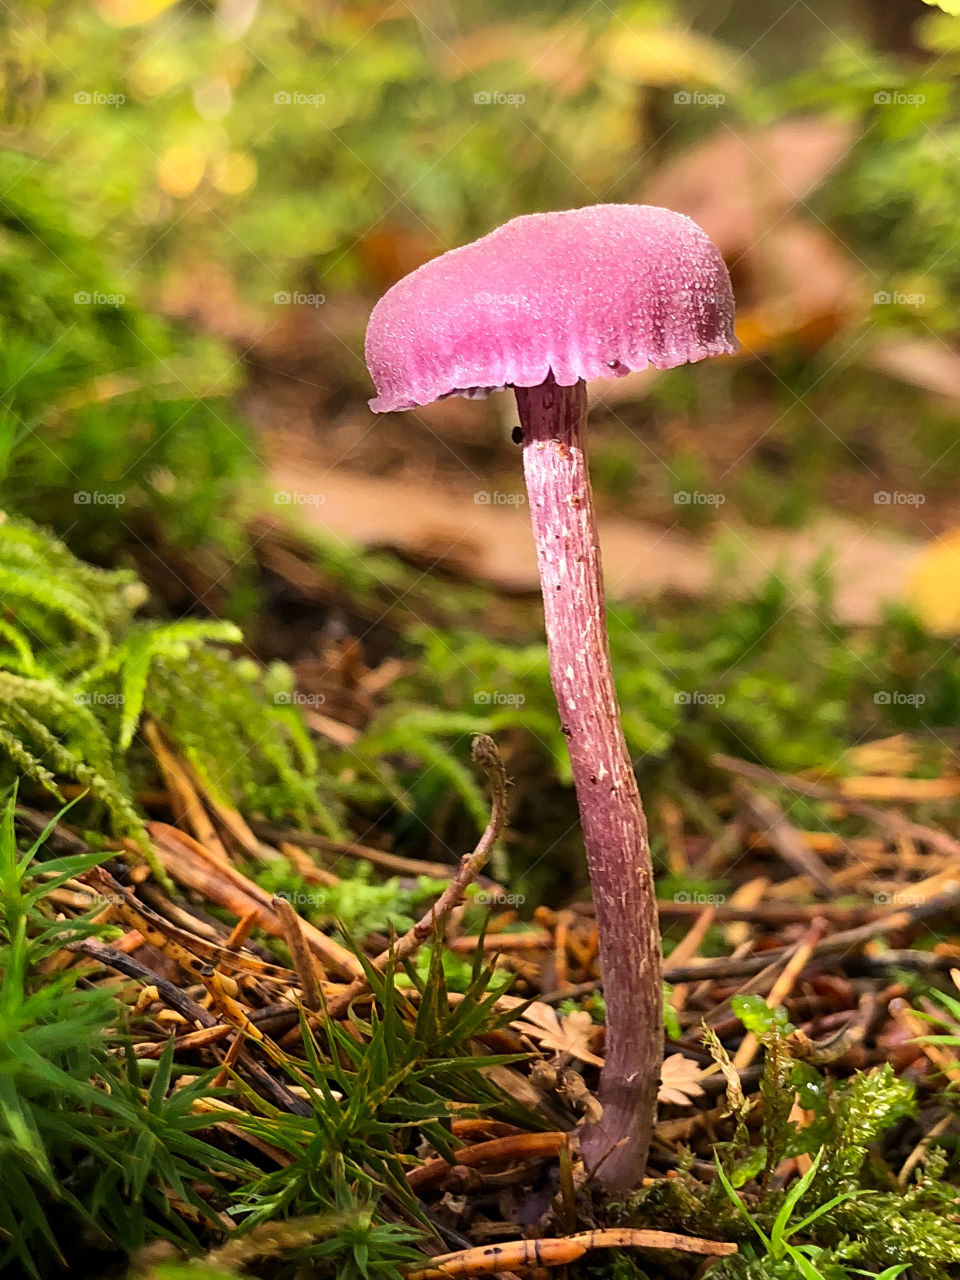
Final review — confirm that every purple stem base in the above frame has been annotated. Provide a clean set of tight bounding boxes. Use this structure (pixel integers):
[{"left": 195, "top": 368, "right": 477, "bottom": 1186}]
[{"left": 515, "top": 377, "right": 663, "bottom": 1193}]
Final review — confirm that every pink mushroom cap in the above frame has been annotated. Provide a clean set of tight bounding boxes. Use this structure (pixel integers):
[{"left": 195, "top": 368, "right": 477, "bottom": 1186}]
[{"left": 365, "top": 203, "right": 736, "bottom": 413}]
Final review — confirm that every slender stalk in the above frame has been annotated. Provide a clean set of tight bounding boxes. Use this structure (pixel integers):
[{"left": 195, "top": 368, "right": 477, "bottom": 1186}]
[
  {"left": 324, "top": 736, "right": 508, "bottom": 1018},
  {"left": 515, "top": 377, "right": 662, "bottom": 1192}
]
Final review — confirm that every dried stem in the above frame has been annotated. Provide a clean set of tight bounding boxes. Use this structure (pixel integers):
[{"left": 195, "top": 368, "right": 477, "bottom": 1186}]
[
  {"left": 404, "top": 1226, "right": 736, "bottom": 1278},
  {"left": 325, "top": 735, "right": 508, "bottom": 1018},
  {"left": 273, "top": 893, "right": 325, "bottom": 1010}
]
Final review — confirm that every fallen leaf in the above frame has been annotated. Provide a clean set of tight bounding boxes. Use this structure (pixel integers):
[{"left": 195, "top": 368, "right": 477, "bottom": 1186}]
[
  {"left": 658, "top": 1053, "right": 706, "bottom": 1107},
  {"left": 644, "top": 118, "right": 856, "bottom": 252},
  {"left": 644, "top": 121, "right": 861, "bottom": 354},
  {"left": 506, "top": 999, "right": 604, "bottom": 1068},
  {"left": 866, "top": 335, "right": 960, "bottom": 404}
]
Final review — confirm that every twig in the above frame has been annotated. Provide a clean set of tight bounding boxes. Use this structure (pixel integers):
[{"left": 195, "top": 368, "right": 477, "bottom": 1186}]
[
  {"left": 138, "top": 881, "right": 223, "bottom": 940},
  {"left": 448, "top": 931, "right": 551, "bottom": 953},
  {"left": 553, "top": 909, "right": 574, "bottom": 991},
  {"left": 732, "top": 919, "right": 827, "bottom": 1070},
  {"left": 714, "top": 754, "right": 960, "bottom": 859},
  {"left": 273, "top": 893, "right": 324, "bottom": 1010},
  {"left": 325, "top": 736, "right": 508, "bottom": 1018},
  {"left": 80, "top": 866, "right": 296, "bottom": 983},
  {"left": 149, "top": 822, "right": 364, "bottom": 979},
  {"left": 403, "top": 1228, "right": 736, "bottom": 1277},
  {"left": 251, "top": 822, "right": 484, "bottom": 884},
  {"left": 71, "top": 937, "right": 217, "bottom": 1029},
  {"left": 70, "top": 937, "right": 310, "bottom": 1115},
  {"left": 789, "top": 991, "right": 878, "bottom": 1066},
  {"left": 133, "top": 1023, "right": 234, "bottom": 1058},
  {"left": 407, "top": 1132, "right": 567, "bottom": 1193},
  {"left": 845, "top": 950, "right": 960, "bottom": 975},
  {"left": 224, "top": 909, "right": 261, "bottom": 952},
  {"left": 662, "top": 882, "right": 960, "bottom": 985},
  {"left": 211, "top": 1025, "right": 247, "bottom": 1090},
  {"left": 667, "top": 905, "right": 716, "bottom": 1013},
  {"left": 659, "top": 900, "right": 872, "bottom": 925},
  {"left": 279, "top": 840, "right": 340, "bottom": 887},
  {"left": 898, "top": 1113, "right": 954, "bottom": 1189},
  {"left": 134, "top": 1003, "right": 304, "bottom": 1058},
  {"left": 735, "top": 782, "right": 835, "bottom": 896},
  {"left": 143, "top": 719, "right": 230, "bottom": 863},
  {"left": 15, "top": 806, "right": 89, "bottom": 854}
]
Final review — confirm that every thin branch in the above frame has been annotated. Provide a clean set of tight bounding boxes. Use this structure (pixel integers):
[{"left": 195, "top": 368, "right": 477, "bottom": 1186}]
[
  {"left": 325, "top": 735, "right": 508, "bottom": 1018},
  {"left": 273, "top": 893, "right": 324, "bottom": 1010}
]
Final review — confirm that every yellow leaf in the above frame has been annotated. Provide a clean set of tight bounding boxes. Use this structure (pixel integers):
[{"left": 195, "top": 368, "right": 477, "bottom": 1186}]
[
  {"left": 603, "top": 26, "right": 746, "bottom": 91},
  {"left": 906, "top": 529, "right": 960, "bottom": 633}
]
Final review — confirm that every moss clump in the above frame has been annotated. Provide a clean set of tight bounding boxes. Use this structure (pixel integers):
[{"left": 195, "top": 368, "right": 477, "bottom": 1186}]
[{"left": 0, "top": 516, "right": 343, "bottom": 843}]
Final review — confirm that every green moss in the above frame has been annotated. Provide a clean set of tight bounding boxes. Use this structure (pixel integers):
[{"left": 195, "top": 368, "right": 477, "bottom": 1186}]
[{"left": 0, "top": 517, "right": 342, "bottom": 845}]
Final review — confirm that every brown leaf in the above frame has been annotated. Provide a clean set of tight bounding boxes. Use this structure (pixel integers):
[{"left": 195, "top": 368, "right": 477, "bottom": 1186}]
[
  {"left": 658, "top": 1053, "right": 706, "bottom": 1107},
  {"left": 505, "top": 999, "right": 604, "bottom": 1068},
  {"left": 644, "top": 118, "right": 856, "bottom": 253}
]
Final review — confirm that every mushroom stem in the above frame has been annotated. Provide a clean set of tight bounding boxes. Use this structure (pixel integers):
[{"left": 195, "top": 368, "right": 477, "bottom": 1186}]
[{"left": 515, "top": 376, "right": 662, "bottom": 1193}]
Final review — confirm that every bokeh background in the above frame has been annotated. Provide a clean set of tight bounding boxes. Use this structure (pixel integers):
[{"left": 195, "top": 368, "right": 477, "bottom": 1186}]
[{"left": 5, "top": 0, "right": 960, "bottom": 903}]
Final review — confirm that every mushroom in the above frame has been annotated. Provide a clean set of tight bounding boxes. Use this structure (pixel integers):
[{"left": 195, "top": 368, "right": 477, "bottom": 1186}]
[{"left": 365, "top": 204, "right": 736, "bottom": 1191}]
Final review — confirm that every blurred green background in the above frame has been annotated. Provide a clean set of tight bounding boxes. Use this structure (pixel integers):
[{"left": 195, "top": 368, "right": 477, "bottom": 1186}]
[{"left": 6, "top": 0, "right": 960, "bottom": 569}]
